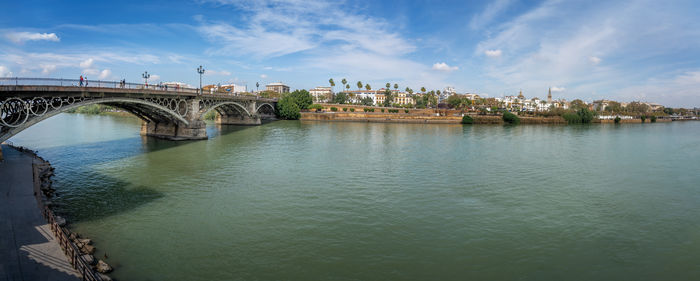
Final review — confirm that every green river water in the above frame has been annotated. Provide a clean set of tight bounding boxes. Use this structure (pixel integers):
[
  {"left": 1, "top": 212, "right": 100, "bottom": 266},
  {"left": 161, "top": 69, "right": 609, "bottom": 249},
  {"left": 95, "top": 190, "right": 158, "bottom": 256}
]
[{"left": 8, "top": 114, "right": 700, "bottom": 280}]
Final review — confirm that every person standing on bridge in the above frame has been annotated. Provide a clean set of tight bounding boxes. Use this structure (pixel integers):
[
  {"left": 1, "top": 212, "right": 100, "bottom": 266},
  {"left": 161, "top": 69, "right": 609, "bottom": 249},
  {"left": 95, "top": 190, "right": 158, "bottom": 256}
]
[
  {"left": 80, "top": 75, "right": 84, "bottom": 87},
  {"left": 85, "top": 76, "right": 88, "bottom": 87}
]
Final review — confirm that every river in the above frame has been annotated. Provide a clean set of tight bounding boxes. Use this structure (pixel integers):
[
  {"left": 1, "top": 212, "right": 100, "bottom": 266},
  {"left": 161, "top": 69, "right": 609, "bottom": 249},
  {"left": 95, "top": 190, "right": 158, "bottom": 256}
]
[{"left": 8, "top": 114, "right": 700, "bottom": 280}]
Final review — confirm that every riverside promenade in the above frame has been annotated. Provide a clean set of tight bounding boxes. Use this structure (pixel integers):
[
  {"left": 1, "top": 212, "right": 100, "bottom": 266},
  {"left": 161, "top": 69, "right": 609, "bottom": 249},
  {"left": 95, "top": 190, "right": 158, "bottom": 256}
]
[{"left": 0, "top": 145, "right": 79, "bottom": 281}]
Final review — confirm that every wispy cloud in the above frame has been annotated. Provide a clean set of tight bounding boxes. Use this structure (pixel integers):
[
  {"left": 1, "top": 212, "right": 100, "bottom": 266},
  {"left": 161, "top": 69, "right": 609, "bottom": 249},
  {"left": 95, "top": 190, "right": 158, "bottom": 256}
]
[
  {"left": 474, "top": 0, "right": 700, "bottom": 105},
  {"left": 469, "top": 0, "right": 514, "bottom": 30},
  {"left": 0, "top": 65, "right": 13, "bottom": 77},
  {"left": 5, "top": 32, "right": 60, "bottom": 44}
]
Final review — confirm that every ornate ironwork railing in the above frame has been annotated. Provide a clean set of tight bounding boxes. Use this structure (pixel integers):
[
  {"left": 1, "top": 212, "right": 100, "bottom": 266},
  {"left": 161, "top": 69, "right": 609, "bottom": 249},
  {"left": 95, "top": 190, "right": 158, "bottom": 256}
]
[{"left": 0, "top": 77, "right": 200, "bottom": 94}]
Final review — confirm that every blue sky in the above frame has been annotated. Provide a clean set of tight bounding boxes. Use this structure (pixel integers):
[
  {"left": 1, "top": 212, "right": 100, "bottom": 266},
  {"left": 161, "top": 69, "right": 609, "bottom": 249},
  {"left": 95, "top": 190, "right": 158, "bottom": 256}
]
[{"left": 1, "top": 0, "right": 700, "bottom": 107}]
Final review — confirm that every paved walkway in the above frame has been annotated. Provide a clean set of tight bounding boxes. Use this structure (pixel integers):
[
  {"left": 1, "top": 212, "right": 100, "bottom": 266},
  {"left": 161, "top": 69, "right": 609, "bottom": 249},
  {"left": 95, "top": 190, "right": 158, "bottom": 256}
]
[{"left": 0, "top": 145, "right": 80, "bottom": 281}]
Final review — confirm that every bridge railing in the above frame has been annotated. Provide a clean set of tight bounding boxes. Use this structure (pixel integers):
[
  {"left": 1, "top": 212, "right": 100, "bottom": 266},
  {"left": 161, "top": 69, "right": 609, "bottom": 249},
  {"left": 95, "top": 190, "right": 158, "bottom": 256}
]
[{"left": 0, "top": 77, "right": 200, "bottom": 94}]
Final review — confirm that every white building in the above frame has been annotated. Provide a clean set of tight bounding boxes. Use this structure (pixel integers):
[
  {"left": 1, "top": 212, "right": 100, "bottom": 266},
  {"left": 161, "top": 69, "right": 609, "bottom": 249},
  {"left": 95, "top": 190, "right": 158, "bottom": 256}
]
[{"left": 309, "top": 86, "right": 333, "bottom": 102}]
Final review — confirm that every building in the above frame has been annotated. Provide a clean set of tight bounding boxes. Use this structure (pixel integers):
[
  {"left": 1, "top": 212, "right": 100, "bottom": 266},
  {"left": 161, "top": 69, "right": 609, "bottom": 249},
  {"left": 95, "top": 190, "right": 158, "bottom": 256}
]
[
  {"left": 266, "top": 82, "right": 290, "bottom": 94},
  {"left": 440, "top": 87, "right": 456, "bottom": 103},
  {"left": 309, "top": 86, "right": 333, "bottom": 102},
  {"left": 203, "top": 84, "right": 247, "bottom": 94},
  {"left": 547, "top": 88, "right": 552, "bottom": 103}
]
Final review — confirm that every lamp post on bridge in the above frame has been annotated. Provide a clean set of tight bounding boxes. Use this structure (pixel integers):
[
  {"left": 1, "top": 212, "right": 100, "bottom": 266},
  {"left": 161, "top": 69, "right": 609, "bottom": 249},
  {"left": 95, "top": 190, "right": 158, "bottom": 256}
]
[
  {"left": 197, "top": 65, "right": 205, "bottom": 95},
  {"left": 142, "top": 71, "right": 150, "bottom": 88}
]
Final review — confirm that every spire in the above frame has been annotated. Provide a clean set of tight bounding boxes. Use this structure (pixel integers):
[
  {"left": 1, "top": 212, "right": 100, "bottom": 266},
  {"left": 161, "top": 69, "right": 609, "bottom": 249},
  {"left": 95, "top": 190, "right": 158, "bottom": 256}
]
[{"left": 547, "top": 88, "right": 552, "bottom": 103}]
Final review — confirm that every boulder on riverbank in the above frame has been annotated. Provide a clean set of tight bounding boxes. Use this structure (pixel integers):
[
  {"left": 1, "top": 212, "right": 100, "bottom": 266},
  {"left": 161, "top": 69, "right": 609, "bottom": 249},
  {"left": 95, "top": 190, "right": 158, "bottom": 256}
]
[
  {"left": 81, "top": 254, "right": 95, "bottom": 265},
  {"left": 95, "top": 260, "right": 113, "bottom": 273},
  {"left": 55, "top": 216, "right": 66, "bottom": 227},
  {"left": 80, "top": 244, "right": 96, "bottom": 255}
]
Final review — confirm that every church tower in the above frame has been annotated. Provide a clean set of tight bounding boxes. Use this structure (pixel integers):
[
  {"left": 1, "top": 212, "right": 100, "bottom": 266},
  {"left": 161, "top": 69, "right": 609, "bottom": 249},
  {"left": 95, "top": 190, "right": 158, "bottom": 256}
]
[
  {"left": 518, "top": 90, "right": 524, "bottom": 99},
  {"left": 547, "top": 88, "right": 552, "bottom": 103}
]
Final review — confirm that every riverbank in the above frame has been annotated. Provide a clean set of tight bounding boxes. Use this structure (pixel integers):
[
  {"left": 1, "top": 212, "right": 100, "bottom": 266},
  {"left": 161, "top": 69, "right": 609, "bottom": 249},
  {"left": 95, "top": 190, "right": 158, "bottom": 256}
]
[
  {"left": 301, "top": 112, "right": 568, "bottom": 124},
  {"left": 301, "top": 111, "right": 676, "bottom": 124},
  {"left": 0, "top": 144, "right": 114, "bottom": 281}
]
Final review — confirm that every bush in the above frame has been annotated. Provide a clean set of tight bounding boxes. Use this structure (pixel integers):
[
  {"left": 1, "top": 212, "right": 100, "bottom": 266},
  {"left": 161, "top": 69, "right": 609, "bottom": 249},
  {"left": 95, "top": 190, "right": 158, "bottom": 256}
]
[
  {"left": 330, "top": 107, "right": 338, "bottom": 112},
  {"left": 350, "top": 108, "right": 355, "bottom": 112},
  {"left": 343, "top": 108, "right": 348, "bottom": 112},
  {"left": 308, "top": 104, "right": 323, "bottom": 111},
  {"left": 461, "top": 115, "right": 474, "bottom": 124},
  {"left": 562, "top": 112, "right": 582, "bottom": 124},
  {"left": 502, "top": 111, "right": 520, "bottom": 125},
  {"left": 651, "top": 116, "right": 657, "bottom": 123},
  {"left": 381, "top": 109, "right": 385, "bottom": 112},
  {"left": 363, "top": 108, "right": 370, "bottom": 112},
  {"left": 369, "top": 108, "right": 375, "bottom": 112},
  {"left": 404, "top": 109, "right": 409, "bottom": 113},
  {"left": 641, "top": 116, "right": 646, "bottom": 123},
  {"left": 276, "top": 96, "right": 301, "bottom": 120},
  {"left": 614, "top": 116, "right": 621, "bottom": 123},
  {"left": 578, "top": 108, "right": 594, "bottom": 123}
]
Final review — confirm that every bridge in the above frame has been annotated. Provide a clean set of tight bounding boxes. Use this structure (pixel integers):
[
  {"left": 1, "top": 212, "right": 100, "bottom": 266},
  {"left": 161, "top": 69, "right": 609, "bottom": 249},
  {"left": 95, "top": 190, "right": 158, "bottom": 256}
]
[{"left": 0, "top": 78, "right": 278, "bottom": 144}]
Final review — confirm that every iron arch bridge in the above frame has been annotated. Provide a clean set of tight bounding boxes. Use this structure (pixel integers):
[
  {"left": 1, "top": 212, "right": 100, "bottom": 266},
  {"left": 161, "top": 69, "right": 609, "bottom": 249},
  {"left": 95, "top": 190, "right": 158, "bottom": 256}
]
[{"left": 0, "top": 78, "right": 278, "bottom": 143}]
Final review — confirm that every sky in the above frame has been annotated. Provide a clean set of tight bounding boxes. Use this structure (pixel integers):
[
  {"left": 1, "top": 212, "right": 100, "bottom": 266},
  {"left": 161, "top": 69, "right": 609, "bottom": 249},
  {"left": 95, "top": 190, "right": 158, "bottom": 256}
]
[{"left": 1, "top": 0, "right": 700, "bottom": 107}]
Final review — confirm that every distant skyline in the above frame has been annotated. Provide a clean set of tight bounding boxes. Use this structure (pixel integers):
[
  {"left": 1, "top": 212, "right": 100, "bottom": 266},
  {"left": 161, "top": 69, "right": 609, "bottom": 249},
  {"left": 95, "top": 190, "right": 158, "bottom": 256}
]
[{"left": 1, "top": 0, "right": 700, "bottom": 107}]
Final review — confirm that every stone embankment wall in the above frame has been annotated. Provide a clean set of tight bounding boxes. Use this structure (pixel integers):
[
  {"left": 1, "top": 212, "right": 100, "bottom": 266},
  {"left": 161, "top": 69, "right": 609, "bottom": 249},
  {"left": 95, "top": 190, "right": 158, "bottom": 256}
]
[
  {"left": 9, "top": 145, "right": 114, "bottom": 281},
  {"left": 301, "top": 112, "right": 567, "bottom": 124}
]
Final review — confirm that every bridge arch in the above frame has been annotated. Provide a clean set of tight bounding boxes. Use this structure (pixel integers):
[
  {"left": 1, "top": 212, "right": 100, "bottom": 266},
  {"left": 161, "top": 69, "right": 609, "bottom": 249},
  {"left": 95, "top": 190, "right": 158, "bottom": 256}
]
[
  {"left": 255, "top": 103, "right": 276, "bottom": 115},
  {"left": 199, "top": 101, "right": 252, "bottom": 119},
  {"left": 1, "top": 97, "right": 189, "bottom": 143}
]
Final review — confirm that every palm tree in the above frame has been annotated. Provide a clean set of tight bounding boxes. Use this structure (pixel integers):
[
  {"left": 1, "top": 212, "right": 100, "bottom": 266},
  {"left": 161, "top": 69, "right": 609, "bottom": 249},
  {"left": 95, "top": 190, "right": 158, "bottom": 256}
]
[
  {"left": 346, "top": 84, "right": 350, "bottom": 91},
  {"left": 329, "top": 78, "right": 335, "bottom": 92},
  {"left": 386, "top": 82, "right": 391, "bottom": 90},
  {"left": 341, "top": 78, "right": 347, "bottom": 93},
  {"left": 394, "top": 83, "right": 398, "bottom": 92},
  {"left": 421, "top": 87, "right": 426, "bottom": 93},
  {"left": 365, "top": 84, "right": 371, "bottom": 91},
  {"left": 357, "top": 81, "right": 363, "bottom": 90}
]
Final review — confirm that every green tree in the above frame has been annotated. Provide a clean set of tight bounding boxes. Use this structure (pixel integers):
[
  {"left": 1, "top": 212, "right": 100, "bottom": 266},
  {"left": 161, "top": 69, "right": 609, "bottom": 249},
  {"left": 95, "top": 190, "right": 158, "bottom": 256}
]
[
  {"left": 333, "top": 92, "right": 348, "bottom": 104},
  {"left": 277, "top": 96, "right": 301, "bottom": 120},
  {"left": 394, "top": 83, "right": 399, "bottom": 91},
  {"left": 341, "top": 78, "right": 347, "bottom": 92},
  {"left": 626, "top": 102, "right": 650, "bottom": 113},
  {"left": 663, "top": 107, "right": 674, "bottom": 115},
  {"left": 346, "top": 84, "right": 350, "bottom": 92},
  {"left": 329, "top": 78, "right": 335, "bottom": 92},
  {"left": 386, "top": 82, "right": 391, "bottom": 89},
  {"left": 365, "top": 84, "right": 371, "bottom": 91},
  {"left": 421, "top": 87, "right": 426, "bottom": 93},
  {"left": 289, "top": 89, "right": 313, "bottom": 109},
  {"left": 605, "top": 101, "right": 622, "bottom": 113},
  {"left": 382, "top": 89, "right": 394, "bottom": 107},
  {"left": 570, "top": 99, "right": 587, "bottom": 110},
  {"left": 357, "top": 81, "right": 363, "bottom": 90},
  {"left": 360, "top": 96, "right": 374, "bottom": 106},
  {"left": 447, "top": 94, "right": 462, "bottom": 108}
]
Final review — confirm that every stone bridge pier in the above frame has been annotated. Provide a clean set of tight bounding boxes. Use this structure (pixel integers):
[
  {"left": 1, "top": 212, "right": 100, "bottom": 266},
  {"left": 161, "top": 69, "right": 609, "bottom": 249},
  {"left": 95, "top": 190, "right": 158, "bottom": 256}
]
[{"left": 140, "top": 98, "right": 277, "bottom": 140}]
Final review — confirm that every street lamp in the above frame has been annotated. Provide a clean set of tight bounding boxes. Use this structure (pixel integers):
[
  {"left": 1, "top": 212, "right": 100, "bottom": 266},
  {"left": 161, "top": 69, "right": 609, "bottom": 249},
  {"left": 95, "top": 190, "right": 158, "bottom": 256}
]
[
  {"left": 256, "top": 82, "right": 260, "bottom": 93},
  {"left": 197, "top": 65, "right": 205, "bottom": 95},
  {"left": 142, "top": 71, "right": 150, "bottom": 87}
]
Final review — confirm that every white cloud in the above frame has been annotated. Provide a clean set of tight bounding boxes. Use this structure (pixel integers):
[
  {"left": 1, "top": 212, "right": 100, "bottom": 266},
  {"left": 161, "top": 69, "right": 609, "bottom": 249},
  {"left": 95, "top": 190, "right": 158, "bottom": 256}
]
[
  {"left": 149, "top": 74, "right": 161, "bottom": 82},
  {"left": 484, "top": 49, "right": 502, "bottom": 58},
  {"left": 79, "top": 58, "right": 94, "bottom": 68},
  {"left": 5, "top": 32, "right": 60, "bottom": 44},
  {"left": 260, "top": 74, "right": 268, "bottom": 79},
  {"left": 98, "top": 69, "right": 112, "bottom": 80},
  {"left": 0, "top": 65, "right": 13, "bottom": 77},
  {"left": 551, "top": 86, "right": 566, "bottom": 92},
  {"left": 432, "top": 62, "right": 459, "bottom": 72},
  {"left": 474, "top": 0, "right": 700, "bottom": 105},
  {"left": 198, "top": 0, "right": 414, "bottom": 58},
  {"left": 40, "top": 64, "right": 56, "bottom": 75}
]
